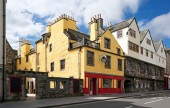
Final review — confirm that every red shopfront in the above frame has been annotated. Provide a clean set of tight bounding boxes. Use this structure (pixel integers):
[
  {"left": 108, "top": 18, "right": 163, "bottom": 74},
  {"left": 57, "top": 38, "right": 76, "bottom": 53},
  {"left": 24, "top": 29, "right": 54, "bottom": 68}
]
[
  {"left": 164, "top": 73, "right": 170, "bottom": 90},
  {"left": 83, "top": 72, "right": 124, "bottom": 95}
]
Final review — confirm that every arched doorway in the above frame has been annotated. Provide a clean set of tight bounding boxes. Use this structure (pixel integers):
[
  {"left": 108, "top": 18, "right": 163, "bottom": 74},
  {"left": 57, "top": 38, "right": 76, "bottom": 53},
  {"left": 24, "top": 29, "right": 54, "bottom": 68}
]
[{"left": 124, "top": 80, "right": 132, "bottom": 93}]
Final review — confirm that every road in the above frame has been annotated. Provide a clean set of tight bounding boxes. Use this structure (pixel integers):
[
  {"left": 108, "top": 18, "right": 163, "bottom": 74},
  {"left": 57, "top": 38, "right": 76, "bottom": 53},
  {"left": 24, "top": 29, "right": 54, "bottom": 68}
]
[{"left": 55, "top": 92, "right": 170, "bottom": 108}]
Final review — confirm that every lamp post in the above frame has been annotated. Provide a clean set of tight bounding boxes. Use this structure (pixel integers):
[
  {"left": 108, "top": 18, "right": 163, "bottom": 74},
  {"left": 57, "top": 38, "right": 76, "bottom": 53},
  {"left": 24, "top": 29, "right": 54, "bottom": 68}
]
[{"left": 2, "top": 0, "right": 6, "bottom": 102}]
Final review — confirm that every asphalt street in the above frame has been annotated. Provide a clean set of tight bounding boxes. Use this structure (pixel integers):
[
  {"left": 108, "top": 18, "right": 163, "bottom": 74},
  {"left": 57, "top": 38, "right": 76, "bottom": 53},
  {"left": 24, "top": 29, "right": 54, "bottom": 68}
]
[{"left": 55, "top": 92, "right": 170, "bottom": 108}]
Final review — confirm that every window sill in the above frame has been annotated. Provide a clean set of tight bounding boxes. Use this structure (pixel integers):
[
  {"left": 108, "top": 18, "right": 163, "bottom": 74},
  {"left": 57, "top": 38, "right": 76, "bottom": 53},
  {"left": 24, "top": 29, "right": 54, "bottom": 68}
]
[{"left": 87, "top": 64, "right": 94, "bottom": 66}]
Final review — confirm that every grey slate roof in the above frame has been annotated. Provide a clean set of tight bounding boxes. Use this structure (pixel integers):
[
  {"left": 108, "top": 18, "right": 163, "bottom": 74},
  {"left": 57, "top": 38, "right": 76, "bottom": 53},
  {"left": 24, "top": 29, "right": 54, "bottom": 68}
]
[
  {"left": 64, "top": 29, "right": 90, "bottom": 41},
  {"left": 109, "top": 17, "right": 135, "bottom": 32},
  {"left": 153, "top": 40, "right": 162, "bottom": 52},
  {"left": 140, "top": 29, "right": 148, "bottom": 42}
]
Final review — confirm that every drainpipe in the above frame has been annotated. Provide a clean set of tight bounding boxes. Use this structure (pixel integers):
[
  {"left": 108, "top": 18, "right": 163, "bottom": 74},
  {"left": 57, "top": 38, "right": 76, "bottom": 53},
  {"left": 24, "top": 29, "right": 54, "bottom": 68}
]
[
  {"left": 2, "top": 0, "right": 6, "bottom": 102},
  {"left": 45, "top": 41, "right": 47, "bottom": 72},
  {"left": 78, "top": 47, "right": 82, "bottom": 79}
]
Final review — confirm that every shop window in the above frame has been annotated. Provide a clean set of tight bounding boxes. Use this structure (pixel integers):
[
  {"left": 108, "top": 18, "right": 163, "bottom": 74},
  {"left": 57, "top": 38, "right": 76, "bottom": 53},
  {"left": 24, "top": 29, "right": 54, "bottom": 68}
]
[{"left": 103, "top": 79, "right": 112, "bottom": 88}]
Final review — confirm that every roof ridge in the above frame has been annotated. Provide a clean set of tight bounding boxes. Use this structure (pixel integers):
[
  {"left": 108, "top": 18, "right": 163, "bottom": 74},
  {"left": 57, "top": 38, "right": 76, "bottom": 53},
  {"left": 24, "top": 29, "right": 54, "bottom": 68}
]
[{"left": 110, "top": 17, "right": 135, "bottom": 28}]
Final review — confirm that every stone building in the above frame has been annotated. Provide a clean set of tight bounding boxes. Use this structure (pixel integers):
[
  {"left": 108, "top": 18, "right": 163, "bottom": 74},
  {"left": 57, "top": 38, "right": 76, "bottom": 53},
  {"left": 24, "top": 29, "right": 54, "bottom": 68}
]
[
  {"left": 165, "top": 48, "right": 170, "bottom": 89},
  {"left": 6, "top": 40, "right": 17, "bottom": 73},
  {"left": 109, "top": 17, "right": 166, "bottom": 92}
]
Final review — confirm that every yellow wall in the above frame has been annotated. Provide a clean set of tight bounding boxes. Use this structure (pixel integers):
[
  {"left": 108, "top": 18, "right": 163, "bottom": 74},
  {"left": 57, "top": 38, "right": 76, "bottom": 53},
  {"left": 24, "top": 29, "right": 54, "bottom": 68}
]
[
  {"left": 16, "top": 43, "right": 36, "bottom": 71},
  {"left": 36, "top": 41, "right": 46, "bottom": 72},
  {"left": 90, "top": 22, "right": 98, "bottom": 41},
  {"left": 83, "top": 47, "right": 124, "bottom": 77},
  {"left": 16, "top": 15, "right": 124, "bottom": 80},
  {"left": 83, "top": 29, "right": 124, "bottom": 77}
]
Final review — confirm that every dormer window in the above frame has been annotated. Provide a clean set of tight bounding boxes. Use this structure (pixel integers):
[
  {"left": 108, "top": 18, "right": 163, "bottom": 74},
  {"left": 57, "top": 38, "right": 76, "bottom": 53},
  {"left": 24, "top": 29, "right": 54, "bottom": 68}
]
[
  {"left": 104, "top": 38, "right": 110, "bottom": 49},
  {"left": 147, "top": 39, "right": 151, "bottom": 45},
  {"left": 117, "top": 48, "right": 121, "bottom": 55},
  {"left": 117, "top": 30, "right": 122, "bottom": 38},
  {"left": 129, "top": 29, "right": 136, "bottom": 38},
  {"left": 161, "top": 48, "right": 163, "bottom": 52}
]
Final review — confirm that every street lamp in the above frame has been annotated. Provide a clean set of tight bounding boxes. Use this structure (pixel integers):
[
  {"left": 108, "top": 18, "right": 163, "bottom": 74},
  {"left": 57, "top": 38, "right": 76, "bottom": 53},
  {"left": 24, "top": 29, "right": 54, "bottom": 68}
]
[{"left": 2, "top": 0, "right": 6, "bottom": 102}]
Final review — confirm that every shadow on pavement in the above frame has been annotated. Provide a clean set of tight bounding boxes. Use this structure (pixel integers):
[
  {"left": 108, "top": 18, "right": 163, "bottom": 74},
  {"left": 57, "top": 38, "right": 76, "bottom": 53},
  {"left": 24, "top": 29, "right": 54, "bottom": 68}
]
[{"left": 55, "top": 100, "right": 151, "bottom": 108}]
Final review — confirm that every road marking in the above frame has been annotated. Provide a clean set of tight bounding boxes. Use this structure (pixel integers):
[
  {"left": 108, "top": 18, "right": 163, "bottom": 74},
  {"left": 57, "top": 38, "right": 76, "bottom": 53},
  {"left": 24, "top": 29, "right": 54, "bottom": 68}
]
[
  {"left": 144, "top": 99, "right": 163, "bottom": 104},
  {"left": 125, "top": 106, "right": 133, "bottom": 108},
  {"left": 151, "top": 97, "right": 162, "bottom": 100}
]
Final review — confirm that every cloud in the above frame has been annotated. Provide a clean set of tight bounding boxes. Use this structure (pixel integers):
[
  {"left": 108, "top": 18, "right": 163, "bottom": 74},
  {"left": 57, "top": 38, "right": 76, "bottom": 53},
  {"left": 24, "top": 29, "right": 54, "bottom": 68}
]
[
  {"left": 6, "top": 0, "right": 142, "bottom": 49},
  {"left": 141, "top": 12, "right": 170, "bottom": 41}
]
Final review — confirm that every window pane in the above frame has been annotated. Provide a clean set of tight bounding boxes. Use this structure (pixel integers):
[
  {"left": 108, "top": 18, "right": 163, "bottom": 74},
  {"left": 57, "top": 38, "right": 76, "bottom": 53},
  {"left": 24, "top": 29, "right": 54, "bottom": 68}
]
[
  {"left": 60, "top": 59, "right": 65, "bottom": 70},
  {"left": 50, "top": 81, "right": 56, "bottom": 89},
  {"left": 60, "top": 81, "right": 66, "bottom": 89},
  {"left": 87, "top": 51, "right": 94, "bottom": 66},
  {"left": 104, "top": 38, "right": 110, "bottom": 49},
  {"left": 103, "top": 79, "right": 112, "bottom": 88}
]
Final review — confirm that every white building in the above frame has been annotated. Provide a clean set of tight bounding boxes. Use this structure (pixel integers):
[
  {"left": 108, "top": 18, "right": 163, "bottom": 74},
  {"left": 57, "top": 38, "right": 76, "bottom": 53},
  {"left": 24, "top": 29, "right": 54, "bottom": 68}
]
[{"left": 109, "top": 17, "right": 166, "bottom": 92}]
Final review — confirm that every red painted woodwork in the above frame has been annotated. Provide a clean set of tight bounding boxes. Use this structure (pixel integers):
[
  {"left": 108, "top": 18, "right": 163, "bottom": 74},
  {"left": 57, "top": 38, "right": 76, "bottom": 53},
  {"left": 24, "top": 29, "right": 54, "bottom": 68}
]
[{"left": 83, "top": 72, "right": 124, "bottom": 95}]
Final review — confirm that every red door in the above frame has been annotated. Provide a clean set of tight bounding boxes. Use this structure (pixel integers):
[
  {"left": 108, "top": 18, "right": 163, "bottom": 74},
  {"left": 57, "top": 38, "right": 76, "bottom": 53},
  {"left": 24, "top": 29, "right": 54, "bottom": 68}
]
[{"left": 93, "top": 78, "right": 97, "bottom": 95}]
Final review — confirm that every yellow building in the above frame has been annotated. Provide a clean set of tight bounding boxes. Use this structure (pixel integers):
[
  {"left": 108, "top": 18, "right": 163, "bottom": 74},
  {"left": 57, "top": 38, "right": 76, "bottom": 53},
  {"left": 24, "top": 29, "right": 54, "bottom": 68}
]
[{"left": 16, "top": 14, "right": 125, "bottom": 95}]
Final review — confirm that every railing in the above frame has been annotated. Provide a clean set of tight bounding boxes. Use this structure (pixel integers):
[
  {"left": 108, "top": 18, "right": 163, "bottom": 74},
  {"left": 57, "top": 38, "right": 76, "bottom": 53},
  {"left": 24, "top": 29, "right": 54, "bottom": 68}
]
[{"left": 69, "top": 41, "right": 100, "bottom": 49}]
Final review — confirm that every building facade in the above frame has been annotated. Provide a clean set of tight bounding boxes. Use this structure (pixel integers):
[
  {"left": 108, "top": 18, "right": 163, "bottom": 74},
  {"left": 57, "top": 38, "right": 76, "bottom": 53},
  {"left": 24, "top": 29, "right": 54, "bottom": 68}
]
[
  {"left": 109, "top": 17, "right": 166, "bottom": 92},
  {"left": 0, "top": 0, "right": 5, "bottom": 101},
  {"left": 16, "top": 14, "right": 125, "bottom": 95},
  {"left": 165, "top": 48, "right": 170, "bottom": 89}
]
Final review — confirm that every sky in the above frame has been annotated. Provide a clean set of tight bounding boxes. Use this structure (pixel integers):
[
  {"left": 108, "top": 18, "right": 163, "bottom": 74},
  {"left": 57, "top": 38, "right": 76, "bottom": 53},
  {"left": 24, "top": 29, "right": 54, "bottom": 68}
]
[{"left": 6, "top": 0, "right": 170, "bottom": 49}]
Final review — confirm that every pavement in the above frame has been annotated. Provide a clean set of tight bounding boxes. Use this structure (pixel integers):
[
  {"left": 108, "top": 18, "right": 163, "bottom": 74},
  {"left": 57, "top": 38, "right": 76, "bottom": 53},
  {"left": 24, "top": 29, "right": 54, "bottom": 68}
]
[{"left": 0, "top": 90, "right": 169, "bottom": 108}]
